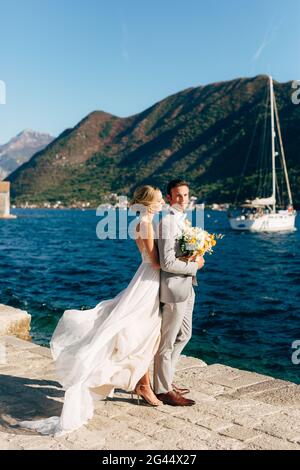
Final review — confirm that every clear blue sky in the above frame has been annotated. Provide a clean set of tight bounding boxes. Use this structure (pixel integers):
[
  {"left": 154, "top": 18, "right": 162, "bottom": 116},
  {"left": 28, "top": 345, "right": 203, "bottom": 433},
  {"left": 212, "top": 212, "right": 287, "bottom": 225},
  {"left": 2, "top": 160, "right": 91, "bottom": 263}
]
[{"left": 0, "top": 0, "right": 299, "bottom": 144}]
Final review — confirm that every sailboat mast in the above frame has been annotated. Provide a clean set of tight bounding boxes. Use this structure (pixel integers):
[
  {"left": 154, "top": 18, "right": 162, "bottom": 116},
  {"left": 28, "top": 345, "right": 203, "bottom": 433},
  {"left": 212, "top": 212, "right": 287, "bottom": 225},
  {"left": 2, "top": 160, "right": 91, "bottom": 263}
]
[
  {"left": 270, "top": 76, "right": 276, "bottom": 213},
  {"left": 273, "top": 91, "right": 294, "bottom": 206}
]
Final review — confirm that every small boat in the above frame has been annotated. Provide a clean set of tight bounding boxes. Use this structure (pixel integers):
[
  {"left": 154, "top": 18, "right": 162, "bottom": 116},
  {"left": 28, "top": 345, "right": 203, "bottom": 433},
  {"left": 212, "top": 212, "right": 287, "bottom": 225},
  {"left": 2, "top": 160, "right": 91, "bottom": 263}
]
[{"left": 228, "top": 76, "right": 296, "bottom": 232}]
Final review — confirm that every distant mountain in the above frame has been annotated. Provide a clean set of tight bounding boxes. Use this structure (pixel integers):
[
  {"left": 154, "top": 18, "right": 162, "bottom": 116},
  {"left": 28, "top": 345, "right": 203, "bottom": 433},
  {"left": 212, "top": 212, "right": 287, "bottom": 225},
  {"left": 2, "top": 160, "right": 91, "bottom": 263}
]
[
  {"left": 0, "top": 129, "right": 54, "bottom": 180},
  {"left": 5, "top": 75, "right": 300, "bottom": 207}
]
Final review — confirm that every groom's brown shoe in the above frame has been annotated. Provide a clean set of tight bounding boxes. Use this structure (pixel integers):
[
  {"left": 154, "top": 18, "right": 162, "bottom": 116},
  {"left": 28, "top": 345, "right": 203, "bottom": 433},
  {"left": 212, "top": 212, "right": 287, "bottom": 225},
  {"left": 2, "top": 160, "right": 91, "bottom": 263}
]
[{"left": 156, "top": 390, "right": 195, "bottom": 406}]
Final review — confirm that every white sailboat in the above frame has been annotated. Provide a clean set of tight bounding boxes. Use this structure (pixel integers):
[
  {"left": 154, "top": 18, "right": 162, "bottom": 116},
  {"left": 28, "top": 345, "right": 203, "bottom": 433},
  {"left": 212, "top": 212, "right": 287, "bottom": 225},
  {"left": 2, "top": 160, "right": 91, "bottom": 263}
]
[{"left": 228, "top": 76, "right": 296, "bottom": 232}]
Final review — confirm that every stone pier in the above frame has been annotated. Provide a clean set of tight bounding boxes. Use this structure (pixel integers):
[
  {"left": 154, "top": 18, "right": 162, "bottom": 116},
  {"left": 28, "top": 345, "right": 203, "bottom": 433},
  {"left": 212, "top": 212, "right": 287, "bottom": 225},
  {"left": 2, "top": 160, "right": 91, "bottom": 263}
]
[{"left": 0, "top": 332, "right": 300, "bottom": 450}]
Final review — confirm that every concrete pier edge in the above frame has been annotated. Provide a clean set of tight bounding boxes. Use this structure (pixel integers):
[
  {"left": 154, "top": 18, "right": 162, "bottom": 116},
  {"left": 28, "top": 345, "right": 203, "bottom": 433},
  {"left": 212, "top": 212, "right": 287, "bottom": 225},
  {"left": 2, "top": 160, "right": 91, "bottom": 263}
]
[{"left": 0, "top": 305, "right": 300, "bottom": 450}]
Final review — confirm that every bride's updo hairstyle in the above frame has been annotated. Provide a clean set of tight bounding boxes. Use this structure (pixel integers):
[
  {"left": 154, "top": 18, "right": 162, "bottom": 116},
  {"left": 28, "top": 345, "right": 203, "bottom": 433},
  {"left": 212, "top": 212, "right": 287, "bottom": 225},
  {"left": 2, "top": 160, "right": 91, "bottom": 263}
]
[
  {"left": 130, "top": 185, "right": 160, "bottom": 240},
  {"left": 130, "top": 185, "right": 160, "bottom": 211},
  {"left": 130, "top": 185, "right": 162, "bottom": 240}
]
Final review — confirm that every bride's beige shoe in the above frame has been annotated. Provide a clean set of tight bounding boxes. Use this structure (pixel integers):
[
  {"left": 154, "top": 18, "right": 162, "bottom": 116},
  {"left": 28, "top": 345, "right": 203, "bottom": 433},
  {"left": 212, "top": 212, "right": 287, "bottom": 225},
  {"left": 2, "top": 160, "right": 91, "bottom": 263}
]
[{"left": 131, "top": 384, "right": 161, "bottom": 406}]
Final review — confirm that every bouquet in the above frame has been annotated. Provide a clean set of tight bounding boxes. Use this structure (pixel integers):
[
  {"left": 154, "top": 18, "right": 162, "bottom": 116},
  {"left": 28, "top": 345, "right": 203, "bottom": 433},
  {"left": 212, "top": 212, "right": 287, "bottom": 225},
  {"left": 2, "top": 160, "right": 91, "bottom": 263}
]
[{"left": 176, "top": 219, "right": 223, "bottom": 262}]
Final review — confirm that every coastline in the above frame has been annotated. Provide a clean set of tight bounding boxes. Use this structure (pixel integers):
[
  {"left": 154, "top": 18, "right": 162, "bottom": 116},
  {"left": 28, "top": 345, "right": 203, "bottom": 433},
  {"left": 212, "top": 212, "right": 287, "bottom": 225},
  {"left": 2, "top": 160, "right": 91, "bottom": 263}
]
[{"left": 0, "top": 306, "right": 300, "bottom": 450}]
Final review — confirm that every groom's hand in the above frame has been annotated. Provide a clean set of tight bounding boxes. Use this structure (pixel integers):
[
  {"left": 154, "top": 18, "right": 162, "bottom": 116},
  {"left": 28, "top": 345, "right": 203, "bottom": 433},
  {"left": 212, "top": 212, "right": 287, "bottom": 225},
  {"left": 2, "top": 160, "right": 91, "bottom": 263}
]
[
  {"left": 196, "top": 256, "right": 205, "bottom": 270},
  {"left": 178, "top": 254, "right": 196, "bottom": 262}
]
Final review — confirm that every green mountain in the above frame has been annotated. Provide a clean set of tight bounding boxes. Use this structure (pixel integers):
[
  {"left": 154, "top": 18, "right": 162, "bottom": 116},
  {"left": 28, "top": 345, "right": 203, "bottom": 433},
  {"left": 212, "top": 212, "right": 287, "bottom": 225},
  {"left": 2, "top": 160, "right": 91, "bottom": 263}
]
[{"left": 6, "top": 75, "right": 300, "bottom": 207}]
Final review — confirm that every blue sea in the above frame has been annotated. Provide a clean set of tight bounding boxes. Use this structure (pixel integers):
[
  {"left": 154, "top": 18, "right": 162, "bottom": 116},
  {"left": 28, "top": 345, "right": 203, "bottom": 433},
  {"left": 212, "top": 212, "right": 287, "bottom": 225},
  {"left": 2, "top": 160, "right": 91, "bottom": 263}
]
[{"left": 1, "top": 208, "right": 300, "bottom": 384}]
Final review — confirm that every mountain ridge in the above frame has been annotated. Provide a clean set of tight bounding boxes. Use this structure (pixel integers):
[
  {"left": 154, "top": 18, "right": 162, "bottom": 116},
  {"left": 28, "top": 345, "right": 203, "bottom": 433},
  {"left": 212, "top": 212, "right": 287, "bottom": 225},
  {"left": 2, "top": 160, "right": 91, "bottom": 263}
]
[
  {"left": 5, "top": 75, "right": 300, "bottom": 207},
  {"left": 0, "top": 129, "right": 54, "bottom": 180}
]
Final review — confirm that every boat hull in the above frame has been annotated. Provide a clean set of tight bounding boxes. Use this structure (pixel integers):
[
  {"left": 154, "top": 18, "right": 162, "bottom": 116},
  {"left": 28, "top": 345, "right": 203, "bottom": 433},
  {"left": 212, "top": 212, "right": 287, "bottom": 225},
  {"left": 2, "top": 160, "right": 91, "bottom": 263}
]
[{"left": 229, "top": 213, "right": 296, "bottom": 232}]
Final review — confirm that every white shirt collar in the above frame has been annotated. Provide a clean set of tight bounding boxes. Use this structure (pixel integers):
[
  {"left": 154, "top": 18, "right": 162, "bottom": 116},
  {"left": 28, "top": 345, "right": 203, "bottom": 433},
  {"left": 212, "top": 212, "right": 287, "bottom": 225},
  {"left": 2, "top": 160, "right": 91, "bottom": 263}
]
[{"left": 169, "top": 205, "right": 187, "bottom": 223}]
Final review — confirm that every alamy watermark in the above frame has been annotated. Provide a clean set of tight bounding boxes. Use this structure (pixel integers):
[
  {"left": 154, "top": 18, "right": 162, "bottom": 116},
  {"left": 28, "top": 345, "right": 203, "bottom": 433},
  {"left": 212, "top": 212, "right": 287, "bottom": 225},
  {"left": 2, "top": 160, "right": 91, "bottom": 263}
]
[
  {"left": 291, "top": 81, "right": 300, "bottom": 105},
  {"left": 0, "top": 80, "right": 6, "bottom": 104},
  {"left": 291, "top": 340, "right": 300, "bottom": 365},
  {"left": 95, "top": 197, "right": 205, "bottom": 240}
]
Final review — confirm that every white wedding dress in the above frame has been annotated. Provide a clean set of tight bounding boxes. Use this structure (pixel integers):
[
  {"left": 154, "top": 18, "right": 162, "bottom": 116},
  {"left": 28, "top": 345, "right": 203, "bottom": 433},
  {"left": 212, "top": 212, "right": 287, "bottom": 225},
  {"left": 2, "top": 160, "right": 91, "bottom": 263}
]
[{"left": 19, "top": 245, "right": 161, "bottom": 436}]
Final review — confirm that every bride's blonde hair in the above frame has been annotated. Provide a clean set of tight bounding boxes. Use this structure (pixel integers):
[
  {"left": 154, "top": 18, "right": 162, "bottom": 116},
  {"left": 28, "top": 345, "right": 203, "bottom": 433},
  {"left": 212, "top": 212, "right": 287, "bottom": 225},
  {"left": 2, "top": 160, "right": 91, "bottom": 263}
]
[{"left": 130, "top": 185, "right": 161, "bottom": 209}]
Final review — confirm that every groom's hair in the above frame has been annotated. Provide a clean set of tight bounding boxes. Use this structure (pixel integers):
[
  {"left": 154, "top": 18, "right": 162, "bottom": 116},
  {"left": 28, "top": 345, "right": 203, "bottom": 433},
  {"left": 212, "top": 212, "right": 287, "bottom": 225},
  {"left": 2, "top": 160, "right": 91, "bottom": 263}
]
[{"left": 167, "top": 178, "right": 190, "bottom": 196}]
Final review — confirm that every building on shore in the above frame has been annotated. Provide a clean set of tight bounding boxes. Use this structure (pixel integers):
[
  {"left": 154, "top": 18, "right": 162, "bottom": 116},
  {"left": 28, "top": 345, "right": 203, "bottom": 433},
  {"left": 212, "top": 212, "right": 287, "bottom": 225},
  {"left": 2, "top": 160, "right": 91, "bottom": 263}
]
[{"left": 0, "top": 182, "right": 17, "bottom": 219}]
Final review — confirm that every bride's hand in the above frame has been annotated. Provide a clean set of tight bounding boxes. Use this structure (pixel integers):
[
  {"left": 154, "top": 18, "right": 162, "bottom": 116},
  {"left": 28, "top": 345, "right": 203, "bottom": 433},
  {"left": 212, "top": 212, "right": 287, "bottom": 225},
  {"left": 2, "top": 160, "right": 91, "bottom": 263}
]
[{"left": 152, "top": 262, "right": 161, "bottom": 270}]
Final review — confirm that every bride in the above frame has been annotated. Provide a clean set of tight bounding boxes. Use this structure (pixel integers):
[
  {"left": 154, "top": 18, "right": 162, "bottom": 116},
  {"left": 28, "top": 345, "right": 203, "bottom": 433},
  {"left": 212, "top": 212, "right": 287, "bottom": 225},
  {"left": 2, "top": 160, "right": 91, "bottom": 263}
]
[{"left": 19, "top": 185, "right": 165, "bottom": 436}]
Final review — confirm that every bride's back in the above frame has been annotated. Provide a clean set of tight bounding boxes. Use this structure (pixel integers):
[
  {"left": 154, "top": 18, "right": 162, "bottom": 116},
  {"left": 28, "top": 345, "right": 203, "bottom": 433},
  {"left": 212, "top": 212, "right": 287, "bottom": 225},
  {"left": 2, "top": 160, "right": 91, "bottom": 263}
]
[{"left": 135, "top": 217, "right": 153, "bottom": 263}]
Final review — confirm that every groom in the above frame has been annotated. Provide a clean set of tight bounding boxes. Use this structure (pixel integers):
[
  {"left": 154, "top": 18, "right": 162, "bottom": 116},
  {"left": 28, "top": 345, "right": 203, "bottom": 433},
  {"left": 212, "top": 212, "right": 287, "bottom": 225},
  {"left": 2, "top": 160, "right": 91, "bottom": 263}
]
[{"left": 154, "top": 179, "right": 204, "bottom": 406}]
